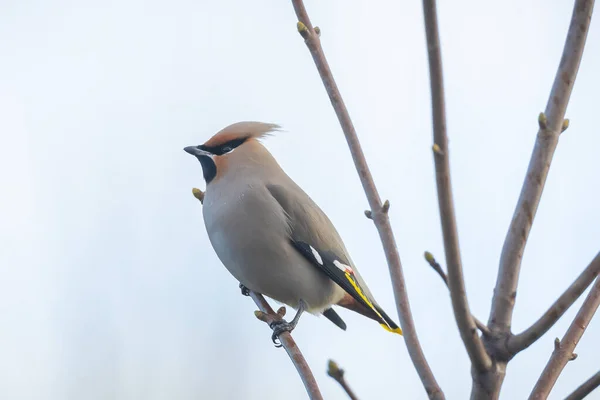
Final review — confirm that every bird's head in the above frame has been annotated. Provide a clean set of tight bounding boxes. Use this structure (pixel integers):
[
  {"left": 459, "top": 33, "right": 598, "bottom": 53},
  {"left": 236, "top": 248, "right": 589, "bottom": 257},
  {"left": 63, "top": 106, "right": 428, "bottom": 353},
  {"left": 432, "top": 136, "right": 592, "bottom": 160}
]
[{"left": 184, "top": 121, "right": 281, "bottom": 184}]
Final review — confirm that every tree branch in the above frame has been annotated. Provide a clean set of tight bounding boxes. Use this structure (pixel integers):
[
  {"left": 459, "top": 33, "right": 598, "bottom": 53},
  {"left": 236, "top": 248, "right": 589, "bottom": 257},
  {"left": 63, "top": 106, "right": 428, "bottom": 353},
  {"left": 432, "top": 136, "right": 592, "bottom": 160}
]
[
  {"left": 424, "top": 252, "right": 490, "bottom": 336},
  {"left": 564, "top": 370, "right": 600, "bottom": 400},
  {"left": 421, "top": 0, "right": 492, "bottom": 372},
  {"left": 508, "top": 252, "right": 600, "bottom": 354},
  {"left": 529, "top": 277, "right": 600, "bottom": 400},
  {"left": 327, "top": 360, "right": 360, "bottom": 400},
  {"left": 191, "top": 188, "right": 323, "bottom": 400},
  {"left": 250, "top": 291, "right": 324, "bottom": 400},
  {"left": 489, "top": 0, "right": 595, "bottom": 332},
  {"left": 289, "top": 2, "right": 444, "bottom": 399}
]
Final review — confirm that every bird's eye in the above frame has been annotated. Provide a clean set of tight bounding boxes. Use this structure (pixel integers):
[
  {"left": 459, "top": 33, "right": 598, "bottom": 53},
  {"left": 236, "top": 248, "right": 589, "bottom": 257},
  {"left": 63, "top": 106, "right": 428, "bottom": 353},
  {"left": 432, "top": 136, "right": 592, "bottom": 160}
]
[{"left": 221, "top": 146, "right": 233, "bottom": 154}]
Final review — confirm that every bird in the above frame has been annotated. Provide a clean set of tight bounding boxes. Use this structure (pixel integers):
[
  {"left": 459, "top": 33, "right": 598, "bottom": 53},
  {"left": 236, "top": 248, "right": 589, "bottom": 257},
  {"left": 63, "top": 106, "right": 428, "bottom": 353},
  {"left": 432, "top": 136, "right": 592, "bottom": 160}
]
[{"left": 184, "top": 121, "right": 402, "bottom": 344}]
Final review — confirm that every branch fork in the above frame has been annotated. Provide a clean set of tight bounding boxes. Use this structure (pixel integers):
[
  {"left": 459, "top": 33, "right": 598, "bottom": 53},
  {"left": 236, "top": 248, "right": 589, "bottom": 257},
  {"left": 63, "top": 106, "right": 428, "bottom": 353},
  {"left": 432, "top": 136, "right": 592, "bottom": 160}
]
[
  {"left": 422, "top": 0, "right": 492, "bottom": 373},
  {"left": 423, "top": 252, "right": 490, "bottom": 337}
]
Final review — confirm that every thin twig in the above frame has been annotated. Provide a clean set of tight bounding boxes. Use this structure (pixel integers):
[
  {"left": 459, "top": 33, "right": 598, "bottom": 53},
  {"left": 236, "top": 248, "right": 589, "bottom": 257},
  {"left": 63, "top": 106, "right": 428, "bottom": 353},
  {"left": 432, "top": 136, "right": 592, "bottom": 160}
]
[
  {"left": 529, "top": 278, "right": 600, "bottom": 399},
  {"left": 327, "top": 360, "right": 360, "bottom": 400},
  {"left": 250, "top": 291, "right": 324, "bottom": 400},
  {"left": 424, "top": 251, "right": 448, "bottom": 286},
  {"left": 508, "top": 252, "right": 600, "bottom": 354},
  {"left": 564, "top": 370, "right": 600, "bottom": 400},
  {"left": 289, "top": 2, "right": 444, "bottom": 399},
  {"left": 424, "top": 252, "right": 490, "bottom": 336},
  {"left": 192, "top": 188, "right": 323, "bottom": 400},
  {"left": 421, "top": 0, "right": 491, "bottom": 372},
  {"left": 489, "top": 0, "right": 595, "bottom": 333}
]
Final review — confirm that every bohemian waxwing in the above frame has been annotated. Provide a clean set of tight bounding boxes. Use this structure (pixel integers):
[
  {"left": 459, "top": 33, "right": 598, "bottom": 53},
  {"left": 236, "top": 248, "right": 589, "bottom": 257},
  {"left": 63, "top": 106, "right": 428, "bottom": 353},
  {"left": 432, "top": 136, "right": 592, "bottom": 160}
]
[{"left": 184, "top": 121, "right": 402, "bottom": 344}]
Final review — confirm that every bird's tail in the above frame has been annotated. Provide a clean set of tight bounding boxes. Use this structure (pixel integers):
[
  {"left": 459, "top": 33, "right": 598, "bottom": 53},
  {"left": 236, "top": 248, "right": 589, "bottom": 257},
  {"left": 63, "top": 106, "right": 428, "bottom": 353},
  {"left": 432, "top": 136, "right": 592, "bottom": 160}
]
[
  {"left": 374, "top": 304, "right": 403, "bottom": 335},
  {"left": 337, "top": 293, "right": 402, "bottom": 335}
]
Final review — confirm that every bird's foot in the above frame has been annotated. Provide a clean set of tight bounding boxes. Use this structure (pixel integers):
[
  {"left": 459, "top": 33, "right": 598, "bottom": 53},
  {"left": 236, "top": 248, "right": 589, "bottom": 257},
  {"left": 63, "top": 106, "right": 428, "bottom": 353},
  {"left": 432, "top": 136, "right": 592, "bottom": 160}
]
[
  {"left": 269, "top": 299, "right": 307, "bottom": 347},
  {"left": 239, "top": 283, "right": 250, "bottom": 296},
  {"left": 269, "top": 320, "right": 295, "bottom": 348}
]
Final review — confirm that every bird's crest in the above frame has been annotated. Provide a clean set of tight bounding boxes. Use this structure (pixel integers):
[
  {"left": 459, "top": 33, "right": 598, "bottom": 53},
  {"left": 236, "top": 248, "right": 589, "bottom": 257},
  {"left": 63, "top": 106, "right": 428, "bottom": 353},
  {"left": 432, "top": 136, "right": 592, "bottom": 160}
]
[{"left": 203, "top": 121, "right": 282, "bottom": 147}]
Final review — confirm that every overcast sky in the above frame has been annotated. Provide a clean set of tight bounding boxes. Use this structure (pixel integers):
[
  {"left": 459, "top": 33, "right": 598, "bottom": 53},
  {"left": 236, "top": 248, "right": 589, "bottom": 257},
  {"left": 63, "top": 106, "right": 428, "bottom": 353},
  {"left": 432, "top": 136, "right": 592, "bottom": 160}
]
[{"left": 1, "top": 1, "right": 599, "bottom": 399}]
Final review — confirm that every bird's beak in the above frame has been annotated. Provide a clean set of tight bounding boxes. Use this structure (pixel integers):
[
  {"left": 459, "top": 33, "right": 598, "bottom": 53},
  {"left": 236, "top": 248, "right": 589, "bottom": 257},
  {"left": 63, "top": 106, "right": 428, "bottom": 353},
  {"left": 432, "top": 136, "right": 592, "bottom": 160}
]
[{"left": 184, "top": 146, "right": 212, "bottom": 158}]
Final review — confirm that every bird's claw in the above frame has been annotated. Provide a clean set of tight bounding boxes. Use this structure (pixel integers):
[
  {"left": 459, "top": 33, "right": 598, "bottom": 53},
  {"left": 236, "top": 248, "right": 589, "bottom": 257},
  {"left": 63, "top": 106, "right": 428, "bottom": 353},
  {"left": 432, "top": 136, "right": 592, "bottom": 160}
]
[
  {"left": 269, "top": 320, "right": 294, "bottom": 348},
  {"left": 239, "top": 283, "right": 250, "bottom": 296}
]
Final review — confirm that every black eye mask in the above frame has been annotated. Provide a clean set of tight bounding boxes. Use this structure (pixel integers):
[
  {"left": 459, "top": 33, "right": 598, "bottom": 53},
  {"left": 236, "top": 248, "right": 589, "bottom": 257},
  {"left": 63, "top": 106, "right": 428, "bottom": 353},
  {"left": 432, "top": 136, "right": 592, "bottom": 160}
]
[{"left": 199, "top": 137, "right": 248, "bottom": 156}]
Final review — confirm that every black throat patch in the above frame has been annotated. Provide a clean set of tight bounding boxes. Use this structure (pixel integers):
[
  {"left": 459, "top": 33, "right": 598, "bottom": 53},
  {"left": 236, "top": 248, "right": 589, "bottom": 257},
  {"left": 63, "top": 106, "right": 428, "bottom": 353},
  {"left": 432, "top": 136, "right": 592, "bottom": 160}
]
[
  {"left": 198, "top": 155, "right": 216, "bottom": 183},
  {"left": 195, "top": 136, "right": 249, "bottom": 184}
]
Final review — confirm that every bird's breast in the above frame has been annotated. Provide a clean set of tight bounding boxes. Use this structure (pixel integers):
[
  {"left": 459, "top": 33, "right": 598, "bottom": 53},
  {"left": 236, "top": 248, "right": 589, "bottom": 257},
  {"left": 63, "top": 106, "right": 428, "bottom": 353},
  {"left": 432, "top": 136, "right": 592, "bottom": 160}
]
[{"left": 200, "top": 183, "right": 341, "bottom": 311}]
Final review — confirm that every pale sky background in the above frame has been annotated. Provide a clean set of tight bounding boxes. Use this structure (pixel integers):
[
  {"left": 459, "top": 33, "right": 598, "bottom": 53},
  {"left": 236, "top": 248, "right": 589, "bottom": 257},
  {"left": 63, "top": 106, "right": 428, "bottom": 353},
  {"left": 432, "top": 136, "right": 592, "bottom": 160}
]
[{"left": 1, "top": 1, "right": 599, "bottom": 399}]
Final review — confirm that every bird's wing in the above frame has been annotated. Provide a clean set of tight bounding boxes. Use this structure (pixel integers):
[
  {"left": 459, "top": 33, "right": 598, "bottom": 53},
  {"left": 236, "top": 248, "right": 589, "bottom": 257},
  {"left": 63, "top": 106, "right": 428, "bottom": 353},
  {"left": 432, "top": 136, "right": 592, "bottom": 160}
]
[{"left": 266, "top": 184, "right": 401, "bottom": 335}]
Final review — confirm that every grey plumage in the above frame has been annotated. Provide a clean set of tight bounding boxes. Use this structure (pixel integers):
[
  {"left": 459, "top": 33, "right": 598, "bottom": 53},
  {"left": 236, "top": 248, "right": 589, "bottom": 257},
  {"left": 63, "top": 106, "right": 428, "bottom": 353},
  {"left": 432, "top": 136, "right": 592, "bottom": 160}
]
[{"left": 202, "top": 140, "right": 345, "bottom": 313}]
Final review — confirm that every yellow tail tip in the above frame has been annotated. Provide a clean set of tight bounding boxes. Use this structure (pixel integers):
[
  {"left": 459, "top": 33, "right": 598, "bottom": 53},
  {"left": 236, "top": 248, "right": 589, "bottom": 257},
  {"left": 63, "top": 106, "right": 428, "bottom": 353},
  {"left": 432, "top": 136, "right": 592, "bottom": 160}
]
[{"left": 380, "top": 323, "right": 403, "bottom": 335}]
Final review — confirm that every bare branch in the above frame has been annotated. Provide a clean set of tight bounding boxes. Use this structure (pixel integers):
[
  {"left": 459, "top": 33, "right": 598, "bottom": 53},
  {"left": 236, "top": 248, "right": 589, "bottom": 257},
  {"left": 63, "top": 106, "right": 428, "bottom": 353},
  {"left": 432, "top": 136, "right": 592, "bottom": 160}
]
[
  {"left": 508, "top": 252, "right": 600, "bottom": 354},
  {"left": 421, "top": 0, "right": 492, "bottom": 372},
  {"left": 529, "top": 278, "right": 600, "bottom": 399},
  {"left": 564, "top": 370, "right": 600, "bottom": 400},
  {"left": 250, "top": 292, "right": 323, "bottom": 400},
  {"left": 423, "top": 252, "right": 490, "bottom": 336},
  {"left": 192, "top": 188, "right": 323, "bottom": 400},
  {"left": 250, "top": 291, "right": 323, "bottom": 400},
  {"left": 327, "top": 360, "right": 360, "bottom": 400},
  {"left": 289, "top": 2, "right": 444, "bottom": 398},
  {"left": 489, "top": 0, "right": 595, "bottom": 332}
]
